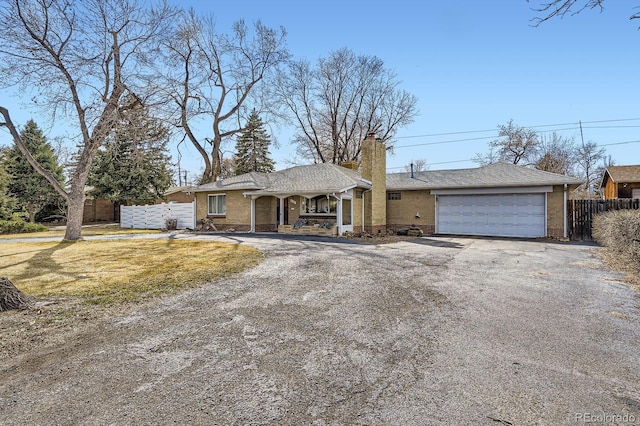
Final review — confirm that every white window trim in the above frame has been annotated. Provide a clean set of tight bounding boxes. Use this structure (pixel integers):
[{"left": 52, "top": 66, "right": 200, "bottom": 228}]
[
  {"left": 300, "top": 195, "right": 337, "bottom": 216},
  {"left": 207, "top": 193, "right": 227, "bottom": 215}
]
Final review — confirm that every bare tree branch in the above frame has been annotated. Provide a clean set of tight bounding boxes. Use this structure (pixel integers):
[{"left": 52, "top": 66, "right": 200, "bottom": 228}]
[
  {"left": 528, "top": 0, "right": 639, "bottom": 26},
  {"left": 0, "top": 107, "right": 68, "bottom": 200},
  {"left": 276, "top": 48, "right": 418, "bottom": 165},
  {"left": 159, "top": 12, "right": 289, "bottom": 183},
  {"left": 0, "top": 0, "right": 178, "bottom": 240}
]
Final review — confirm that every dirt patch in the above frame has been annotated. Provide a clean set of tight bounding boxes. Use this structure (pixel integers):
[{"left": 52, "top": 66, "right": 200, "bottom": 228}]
[
  {"left": 2, "top": 236, "right": 638, "bottom": 425},
  {"left": 0, "top": 297, "right": 121, "bottom": 359},
  {"left": 596, "top": 247, "right": 640, "bottom": 290}
]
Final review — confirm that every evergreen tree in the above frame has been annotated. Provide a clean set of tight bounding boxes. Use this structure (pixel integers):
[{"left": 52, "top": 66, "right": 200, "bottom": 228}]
[
  {"left": 88, "top": 97, "right": 173, "bottom": 205},
  {"left": 0, "top": 148, "right": 16, "bottom": 220},
  {"left": 234, "top": 111, "right": 275, "bottom": 175},
  {"left": 6, "top": 120, "right": 65, "bottom": 222}
]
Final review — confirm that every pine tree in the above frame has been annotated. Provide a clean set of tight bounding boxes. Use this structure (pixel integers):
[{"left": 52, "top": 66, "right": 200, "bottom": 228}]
[
  {"left": 0, "top": 148, "right": 16, "bottom": 220},
  {"left": 88, "top": 96, "right": 173, "bottom": 205},
  {"left": 6, "top": 120, "right": 65, "bottom": 222},
  {"left": 234, "top": 110, "right": 275, "bottom": 175}
]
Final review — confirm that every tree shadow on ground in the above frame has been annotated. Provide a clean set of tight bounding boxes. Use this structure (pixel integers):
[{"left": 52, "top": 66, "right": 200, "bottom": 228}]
[
  {"left": 408, "top": 238, "right": 465, "bottom": 249},
  {"left": 9, "top": 241, "right": 77, "bottom": 285}
]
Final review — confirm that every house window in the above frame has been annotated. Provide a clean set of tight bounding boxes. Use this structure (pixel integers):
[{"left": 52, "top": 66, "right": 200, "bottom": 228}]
[
  {"left": 387, "top": 192, "right": 401, "bottom": 200},
  {"left": 208, "top": 194, "right": 226, "bottom": 215},
  {"left": 356, "top": 190, "right": 363, "bottom": 199},
  {"left": 301, "top": 195, "right": 337, "bottom": 215}
]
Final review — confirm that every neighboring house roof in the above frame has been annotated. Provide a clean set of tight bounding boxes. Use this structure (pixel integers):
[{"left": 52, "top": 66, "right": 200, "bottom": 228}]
[
  {"left": 190, "top": 163, "right": 372, "bottom": 195},
  {"left": 387, "top": 162, "right": 583, "bottom": 190},
  {"left": 165, "top": 186, "right": 193, "bottom": 195},
  {"left": 601, "top": 165, "right": 640, "bottom": 184},
  {"left": 190, "top": 171, "right": 270, "bottom": 192}
]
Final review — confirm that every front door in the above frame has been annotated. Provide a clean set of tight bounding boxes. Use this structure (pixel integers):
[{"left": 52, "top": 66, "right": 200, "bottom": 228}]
[
  {"left": 276, "top": 198, "right": 290, "bottom": 227},
  {"left": 341, "top": 197, "right": 353, "bottom": 233},
  {"left": 284, "top": 198, "right": 289, "bottom": 224}
]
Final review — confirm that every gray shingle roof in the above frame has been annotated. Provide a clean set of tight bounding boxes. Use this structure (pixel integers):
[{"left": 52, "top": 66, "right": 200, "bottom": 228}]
[
  {"left": 189, "top": 171, "right": 270, "bottom": 192},
  {"left": 190, "top": 164, "right": 371, "bottom": 194},
  {"left": 192, "top": 162, "right": 582, "bottom": 194},
  {"left": 386, "top": 162, "right": 583, "bottom": 190}
]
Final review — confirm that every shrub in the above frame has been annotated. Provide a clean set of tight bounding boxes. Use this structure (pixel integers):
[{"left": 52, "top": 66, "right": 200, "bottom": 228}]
[
  {"left": 164, "top": 217, "right": 178, "bottom": 230},
  {"left": 0, "top": 218, "right": 48, "bottom": 234},
  {"left": 592, "top": 209, "right": 640, "bottom": 265}
]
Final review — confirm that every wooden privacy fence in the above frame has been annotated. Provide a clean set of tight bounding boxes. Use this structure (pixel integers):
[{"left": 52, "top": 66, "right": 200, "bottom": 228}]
[
  {"left": 120, "top": 202, "right": 196, "bottom": 230},
  {"left": 568, "top": 199, "right": 640, "bottom": 241}
]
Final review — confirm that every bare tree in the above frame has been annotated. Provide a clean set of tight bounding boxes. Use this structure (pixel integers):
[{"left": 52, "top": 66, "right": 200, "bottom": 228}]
[
  {"left": 535, "top": 132, "right": 576, "bottom": 175},
  {"left": 404, "top": 159, "right": 428, "bottom": 173},
  {"left": 591, "top": 154, "right": 616, "bottom": 197},
  {"left": 0, "top": 0, "right": 176, "bottom": 240},
  {"left": 575, "top": 140, "right": 606, "bottom": 194},
  {"left": 277, "top": 48, "right": 418, "bottom": 164},
  {"left": 473, "top": 147, "right": 501, "bottom": 166},
  {"left": 528, "top": 1, "right": 640, "bottom": 26},
  {"left": 488, "top": 120, "right": 540, "bottom": 165},
  {"left": 159, "top": 10, "right": 289, "bottom": 184}
]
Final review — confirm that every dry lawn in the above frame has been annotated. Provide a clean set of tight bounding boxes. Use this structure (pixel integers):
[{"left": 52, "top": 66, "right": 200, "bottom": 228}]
[
  {"left": 0, "top": 239, "right": 262, "bottom": 305},
  {"left": 0, "top": 226, "right": 160, "bottom": 239}
]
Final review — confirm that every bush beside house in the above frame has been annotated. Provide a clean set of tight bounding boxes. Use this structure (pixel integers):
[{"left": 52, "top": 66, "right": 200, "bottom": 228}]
[{"left": 593, "top": 209, "right": 640, "bottom": 279}]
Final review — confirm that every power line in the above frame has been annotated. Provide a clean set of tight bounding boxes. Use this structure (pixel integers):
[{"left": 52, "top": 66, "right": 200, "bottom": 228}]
[
  {"left": 583, "top": 125, "right": 640, "bottom": 129},
  {"left": 392, "top": 120, "right": 640, "bottom": 150},
  {"left": 386, "top": 139, "right": 640, "bottom": 171},
  {"left": 599, "top": 139, "right": 640, "bottom": 147},
  {"left": 393, "top": 135, "right": 496, "bottom": 149},
  {"left": 392, "top": 117, "right": 640, "bottom": 145},
  {"left": 387, "top": 159, "right": 474, "bottom": 170},
  {"left": 393, "top": 127, "right": 580, "bottom": 150}
]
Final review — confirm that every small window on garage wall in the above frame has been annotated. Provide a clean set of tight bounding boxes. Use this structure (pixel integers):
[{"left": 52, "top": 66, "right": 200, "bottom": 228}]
[
  {"left": 356, "top": 190, "right": 363, "bottom": 199},
  {"left": 387, "top": 192, "right": 401, "bottom": 200}
]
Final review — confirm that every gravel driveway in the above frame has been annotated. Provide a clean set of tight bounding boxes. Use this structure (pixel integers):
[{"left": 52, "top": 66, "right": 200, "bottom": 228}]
[{"left": 1, "top": 235, "right": 639, "bottom": 425}]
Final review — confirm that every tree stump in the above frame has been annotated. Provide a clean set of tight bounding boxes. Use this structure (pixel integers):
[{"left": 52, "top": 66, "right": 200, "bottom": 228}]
[{"left": 0, "top": 277, "right": 32, "bottom": 312}]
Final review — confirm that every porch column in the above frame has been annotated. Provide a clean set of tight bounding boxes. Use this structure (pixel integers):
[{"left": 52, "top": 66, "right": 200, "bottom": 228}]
[
  {"left": 336, "top": 194, "right": 343, "bottom": 236},
  {"left": 563, "top": 184, "right": 568, "bottom": 239},
  {"left": 279, "top": 197, "right": 285, "bottom": 226},
  {"left": 250, "top": 196, "right": 256, "bottom": 233}
]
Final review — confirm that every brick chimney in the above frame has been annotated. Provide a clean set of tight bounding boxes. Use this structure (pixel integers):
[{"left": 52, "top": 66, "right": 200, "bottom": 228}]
[{"left": 360, "top": 133, "right": 387, "bottom": 234}]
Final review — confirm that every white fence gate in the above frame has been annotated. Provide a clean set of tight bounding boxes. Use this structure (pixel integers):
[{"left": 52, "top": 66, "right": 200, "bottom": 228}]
[{"left": 120, "top": 202, "right": 196, "bottom": 230}]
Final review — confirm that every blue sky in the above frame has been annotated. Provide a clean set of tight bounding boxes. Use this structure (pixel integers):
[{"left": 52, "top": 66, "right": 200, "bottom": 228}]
[
  {"left": 2, "top": 0, "right": 638, "bottom": 179},
  {"left": 180, "top": 0, "right": 640, "bottom": 175}
]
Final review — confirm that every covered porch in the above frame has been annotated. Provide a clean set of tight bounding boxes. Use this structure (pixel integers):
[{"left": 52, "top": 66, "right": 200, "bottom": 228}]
[{"left": 247, "top": 190, "right": 358, "bottom": 237}]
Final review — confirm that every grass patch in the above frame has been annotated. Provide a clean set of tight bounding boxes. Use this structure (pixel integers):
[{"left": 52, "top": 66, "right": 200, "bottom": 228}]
[
  {"left": 0, "top": 226, "right": 161, "bottom": 239},
  {"left": 0, "top": 239, "right": 262, "bottom": 305}
]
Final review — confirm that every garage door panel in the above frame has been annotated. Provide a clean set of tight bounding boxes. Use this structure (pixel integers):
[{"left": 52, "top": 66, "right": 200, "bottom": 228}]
[{"left": 437, "top": 193, "right": 546, "bottom": 238}]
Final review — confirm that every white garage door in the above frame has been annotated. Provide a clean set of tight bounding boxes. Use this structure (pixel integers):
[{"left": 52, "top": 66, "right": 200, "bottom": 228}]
[{"left": 437, "top": 193, "right": 546, "bottom": 238}]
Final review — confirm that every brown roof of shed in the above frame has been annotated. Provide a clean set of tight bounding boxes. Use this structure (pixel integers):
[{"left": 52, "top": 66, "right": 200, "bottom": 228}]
[{"left": 604, "top": 165, "right": 640, "bottom": 183}]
